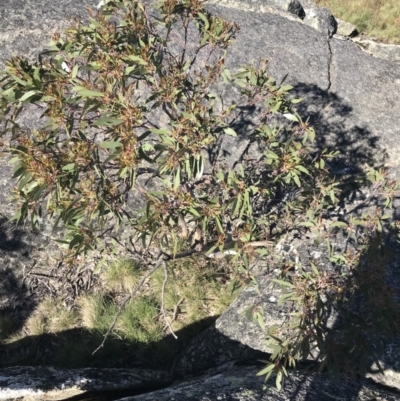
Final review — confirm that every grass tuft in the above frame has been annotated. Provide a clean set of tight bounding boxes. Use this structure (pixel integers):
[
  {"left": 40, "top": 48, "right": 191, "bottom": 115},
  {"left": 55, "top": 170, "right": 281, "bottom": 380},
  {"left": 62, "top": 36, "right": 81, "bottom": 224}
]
[
  {"left": 116, "top": 297, "right": 163, "bottom": 343},
  {"left": 102, "top": 259, "right": 143, "bottom": 293},
  {"left": 78, "top": 294, "right": 117, "bottom": 333},
  {"left": 25, "top": 300, "right": 78, "bottom": 336}
]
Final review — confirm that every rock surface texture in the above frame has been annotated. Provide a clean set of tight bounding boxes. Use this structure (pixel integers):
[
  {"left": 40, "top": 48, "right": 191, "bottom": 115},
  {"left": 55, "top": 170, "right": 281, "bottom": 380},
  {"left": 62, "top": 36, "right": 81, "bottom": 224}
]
[
  {"left": 118, "top": 366, "right": 400, "bottom": 401},
  {"left": 0, "top": 367, "right": 171, "bottom": 400},
  {"left": 1, "top": 0, "right": 400, "bottom": 400}
]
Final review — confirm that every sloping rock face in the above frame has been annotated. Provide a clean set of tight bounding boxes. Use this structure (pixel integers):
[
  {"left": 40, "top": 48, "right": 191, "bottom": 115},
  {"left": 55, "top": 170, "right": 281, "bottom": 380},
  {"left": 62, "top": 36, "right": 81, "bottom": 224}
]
[
  {"left": 171, "top": 0, "right": 400, "bottom": 391},
  {"left": 0, "top": 0, "right": 97, "bottom": 70},
  {"left": 1, "top": 0, "right": 400, "bottom": 399},
  {"left": 205, "top": 0, "right": 400, "bottom": 172}
]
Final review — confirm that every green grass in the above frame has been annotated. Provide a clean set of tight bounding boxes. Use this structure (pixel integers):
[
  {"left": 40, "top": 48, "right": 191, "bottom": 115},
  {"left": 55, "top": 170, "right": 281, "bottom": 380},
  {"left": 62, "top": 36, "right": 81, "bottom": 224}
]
[
  {"left": 116, "top": 297, "right": 163, "bottom": 343},
  {"left": 315, "top": 0, "right": 400, "bottom": 44},
  {"left": 25, "top": 299, "right": 78, "bottom": 336},
  {"left": 1, "top": 255, "right": 243, "bottom": 369},
  {"left": 102, "top": 258, "right": 142, "bottom": 293}
]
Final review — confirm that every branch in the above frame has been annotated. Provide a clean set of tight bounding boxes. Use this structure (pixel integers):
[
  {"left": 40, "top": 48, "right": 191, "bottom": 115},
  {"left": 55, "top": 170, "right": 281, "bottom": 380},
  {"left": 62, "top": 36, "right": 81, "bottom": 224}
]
[{"left": 160, "top": 259, "right": 178, "bottom": 339}]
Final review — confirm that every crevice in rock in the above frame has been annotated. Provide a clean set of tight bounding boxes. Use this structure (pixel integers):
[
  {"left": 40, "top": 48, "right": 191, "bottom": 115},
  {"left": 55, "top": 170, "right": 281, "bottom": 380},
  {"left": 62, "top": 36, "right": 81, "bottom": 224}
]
[{"left": 326, "top": 37, "right": 333, "bottom": 92}]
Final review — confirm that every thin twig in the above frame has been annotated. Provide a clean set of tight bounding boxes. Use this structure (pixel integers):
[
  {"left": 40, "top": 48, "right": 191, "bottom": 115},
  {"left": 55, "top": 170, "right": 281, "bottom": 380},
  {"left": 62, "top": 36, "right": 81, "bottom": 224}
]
[
  {"left": 92, "top": 257, "right": 164, "bottom": 354},
  {"left": 160, "top": 260, "right": 178, "bottom": 339},
  {"left": 172, "top": 297, "right": 184, "bottom": 322}
]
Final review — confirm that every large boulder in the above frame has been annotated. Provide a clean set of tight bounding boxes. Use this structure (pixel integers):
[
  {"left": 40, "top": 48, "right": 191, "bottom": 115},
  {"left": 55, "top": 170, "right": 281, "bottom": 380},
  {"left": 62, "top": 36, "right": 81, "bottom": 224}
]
[{"left": 1, "top": 0, "right": 400, "bottom": 398}]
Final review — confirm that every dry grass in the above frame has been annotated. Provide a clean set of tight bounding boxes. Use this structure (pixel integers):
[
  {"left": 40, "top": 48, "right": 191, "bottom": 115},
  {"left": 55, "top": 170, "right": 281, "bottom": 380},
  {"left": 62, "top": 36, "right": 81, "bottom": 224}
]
[
  {"left": 78, "top": 294, "right": 118, "bottom": 333},
  {"left": 1, "top": 254, "right": 243, "bottom": 368},
  {"left": 315, "top": 0, "right": 400, "bottom": 43},
  {"left": 102, "top": 259, "right": 142, "bottom": 293},
  {"left": 147, "top": 256, "right": 239, "bottom": 332},
  {"left": 25, "top": 299, "right": 78, "bottom": 336}
]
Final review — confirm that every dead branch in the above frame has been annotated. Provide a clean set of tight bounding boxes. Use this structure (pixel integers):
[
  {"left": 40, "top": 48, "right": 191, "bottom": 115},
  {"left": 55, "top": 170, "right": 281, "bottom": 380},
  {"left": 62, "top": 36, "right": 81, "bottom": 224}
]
[
  {"left": 160, "top": 260, "right": 178, "bottom": 339},
  {"left": 92, "top": 255, "right": 165, "bottom": 354}
]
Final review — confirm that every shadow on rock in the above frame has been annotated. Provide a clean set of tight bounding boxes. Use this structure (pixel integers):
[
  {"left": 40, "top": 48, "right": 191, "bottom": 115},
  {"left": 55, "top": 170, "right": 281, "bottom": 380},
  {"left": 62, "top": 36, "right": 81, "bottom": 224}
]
[
  {"left": 0, "top": 214, "right": 38, "bottom": 336},
  {"left": 293, "top": 82, "right": 385, "bottom": 169},
  {"left": 0, "top": 314, "right": 269, "bottom": 375}
]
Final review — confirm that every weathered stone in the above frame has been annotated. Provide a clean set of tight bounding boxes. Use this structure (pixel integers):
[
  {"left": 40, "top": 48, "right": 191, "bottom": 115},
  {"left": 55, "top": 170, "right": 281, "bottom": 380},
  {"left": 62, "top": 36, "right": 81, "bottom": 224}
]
[
  {"left": 302, "top": 6, "right": 337, "bottom": 38},
  {"left": 352, "top": 37, "right": 400, "bottom": 62},
  {"left": 268, "top": 0, "right": 306, "bottom": 18},
  {"left": 118, "top": 365, "right": 400, "bottom": 401},
  {"left": 336, "top": 18, "right": 358, "bottom": 37},
  {"left": 1, "top": 0, "right": 400, "bottom": 398},
  {"left": 206, "top": 0, "right": 302, "bottom": 22},
  {"left": 0, "top": 0, "right": 99, "bottom": 70},
  {"left": 0, "top": 366, "right": 171, "bottom": 401},
  {"left": 172, "top": 324, "right": 269, "bottom": 378}
]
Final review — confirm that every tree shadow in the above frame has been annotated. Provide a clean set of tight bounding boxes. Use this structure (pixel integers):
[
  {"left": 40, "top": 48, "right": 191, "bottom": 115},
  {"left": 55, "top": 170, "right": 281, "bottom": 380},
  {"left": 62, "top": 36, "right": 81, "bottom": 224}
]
[
  {"left": 0, "top": 214, "right": 39, "bottom": 336},
  {"left": 206, "top": 80, "right": 400, "bottom": 398},
  {"left": 275, "top": 85, "right": 400, "bottom": 398},
  {"left": 0, "top": 306, "right": 268, "bottom": 368}
]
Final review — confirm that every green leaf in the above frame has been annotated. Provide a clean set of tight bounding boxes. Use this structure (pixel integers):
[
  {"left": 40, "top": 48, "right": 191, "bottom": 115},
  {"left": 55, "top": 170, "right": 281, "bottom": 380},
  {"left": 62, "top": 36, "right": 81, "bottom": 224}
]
[
  {"left": 329, "top": 189, "right": 335, "bottom": 203},
  {"left": 311, "top": 262, "right": 319, "bottom": 275},
  {"left": 277, "top": 292, "right": 296, "bottom": 306},
  {"left": 125, "top": 55, "right": 148, "bottom": 65},
  {"left": 299, "top": 221, "right": 315, "bottom": 227},
  {"left": 257, "top": 363, "right": 275, "bottom": 376},
  {"left": 93, "top": 116, "right": 124, "bottom": 126},
  {"left": 19, "top": 90, "right": 38, "bottom": 102},
  {"left": 231, "top": 196, "right": 241, "bottom": 217},
  {"left": 224, "top": 127, "right": 237, "bottom": 137},
  {"left": 188, "top": 208, "right": 200, "bottom": 217},
  {"left": 18, "top": 173, "right": 32, "bottom": 190},
  {"left": 293, "top": 173, "right": 301, "bottom": 187},
  {"left": 272, "top": 279, "right": 294, "bottom": 288},
  {"left": 283, "top": 113, "right": 299, "bottom": 122},
  {"left": 295, "top": 165, "right": 309, "bottom": 175},
  {"left": 72, "top": 86, "right": 104, "bottom": 97},
  {"left": 71, "top": 64, "right": 79, "bottom": 79},
  {"left": 280, "top": 84, "right": 293, "bottom": 91},
  {"left": 62, "top": 163, "right": 75, "bottom": 171},
  {"left": 198, "top": 12, "right": 210, "bottom": 31},
  {"left": 257, "top": 313, "right": 265, "bottom": 330},
  {"left": 99, "top": 141, "right": 123, "bottom": 149},
  {"left": 330, "top": 221, "right": 347, "bottom": 229},
  {"left": 309, "top": 128, "right": 315, "bottom": 142},
  {"left": 215, "top": 216, "right": 224, "bottom": 234},
  {"left": 173, "top": 167, "right": 181, "bottom": 190},
  {"left": 276, "top": 370, "right": 283, "bottom": 391}
]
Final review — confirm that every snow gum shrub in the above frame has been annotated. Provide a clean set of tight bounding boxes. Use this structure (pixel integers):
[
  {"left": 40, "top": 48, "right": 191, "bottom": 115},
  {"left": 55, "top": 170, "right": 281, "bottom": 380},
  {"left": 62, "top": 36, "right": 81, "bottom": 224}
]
[{"left": 1, "top": 0, "right": 400, "bottom": 388}]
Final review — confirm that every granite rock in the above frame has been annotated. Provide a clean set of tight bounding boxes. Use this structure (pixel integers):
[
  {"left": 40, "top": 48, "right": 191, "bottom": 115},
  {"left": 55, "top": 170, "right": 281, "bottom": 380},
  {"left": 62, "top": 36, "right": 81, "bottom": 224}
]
[
  {"left": 0, "top": 366, "right": 171, "bottom": 401},
  {"left": 336, "top": 18, "right": 358, "bottom": 37},
  {"left": 1, "top": 0, "right": 400, "bottom": 399},
  {"left": 118, "top": 365, "right": 400, "bottom": 401}
]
